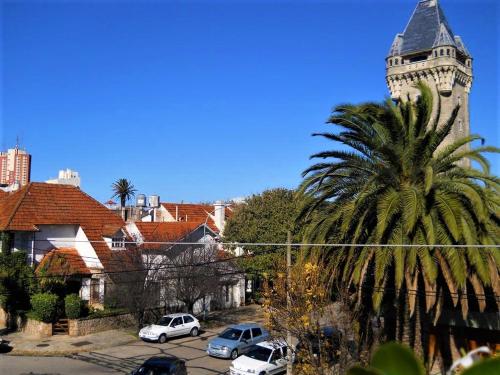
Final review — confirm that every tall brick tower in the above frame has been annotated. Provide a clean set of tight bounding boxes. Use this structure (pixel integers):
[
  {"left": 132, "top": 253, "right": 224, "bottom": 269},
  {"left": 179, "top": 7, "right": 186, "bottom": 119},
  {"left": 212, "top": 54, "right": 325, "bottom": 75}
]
[{"left": 386, "top": 0, "right": 472, "bottom": 148}]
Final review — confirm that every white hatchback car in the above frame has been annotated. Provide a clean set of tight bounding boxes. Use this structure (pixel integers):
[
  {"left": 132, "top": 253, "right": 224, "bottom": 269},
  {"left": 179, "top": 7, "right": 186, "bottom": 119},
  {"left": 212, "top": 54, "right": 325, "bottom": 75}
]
[
  {"left": 230, "top": 340, "right": 290, "bottom": 375},
  {"left": 139, "top": 313, "right": 200, "bottom": 343}
]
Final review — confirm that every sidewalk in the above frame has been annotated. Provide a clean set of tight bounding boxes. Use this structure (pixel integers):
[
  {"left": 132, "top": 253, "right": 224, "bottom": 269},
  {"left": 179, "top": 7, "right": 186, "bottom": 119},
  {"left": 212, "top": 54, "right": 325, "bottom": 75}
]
[{"left": 1, "top": 329, "right": 137, "bottom": 356}]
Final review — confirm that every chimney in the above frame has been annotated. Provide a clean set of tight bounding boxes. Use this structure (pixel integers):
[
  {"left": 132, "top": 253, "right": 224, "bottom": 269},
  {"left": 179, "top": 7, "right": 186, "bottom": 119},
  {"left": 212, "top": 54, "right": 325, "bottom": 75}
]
[{"left": 214, "top": 200, "right": 225, "bottom": 232}]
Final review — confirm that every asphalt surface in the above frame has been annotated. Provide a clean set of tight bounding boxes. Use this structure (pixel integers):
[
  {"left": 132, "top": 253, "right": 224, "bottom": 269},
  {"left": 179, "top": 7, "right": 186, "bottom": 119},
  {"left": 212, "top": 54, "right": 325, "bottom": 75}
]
[{"left": 1, "top": 327, "right": 232, "bottom": 375}]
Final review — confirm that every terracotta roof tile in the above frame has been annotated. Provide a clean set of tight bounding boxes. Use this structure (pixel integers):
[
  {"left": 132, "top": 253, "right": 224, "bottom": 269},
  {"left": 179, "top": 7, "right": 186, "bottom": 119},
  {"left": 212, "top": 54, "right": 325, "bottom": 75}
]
[
  {"left": 0, "top": 183, "right": 127, "bottom": 271},
  {"left": 160, "top": 202, "right": 221, "bottom": 232},
  {"left": 36, "top": 248, "right": 91, "bottom": 276},
  {"left": 135, "top": 221, "right": 204, "bottom": 250}
]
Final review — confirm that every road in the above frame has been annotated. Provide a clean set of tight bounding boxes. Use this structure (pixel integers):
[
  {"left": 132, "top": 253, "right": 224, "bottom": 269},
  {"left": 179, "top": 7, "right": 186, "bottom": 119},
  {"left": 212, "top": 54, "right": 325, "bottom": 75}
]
[{"left": 0, "top": 327, "right": 232, "bottom": 375}]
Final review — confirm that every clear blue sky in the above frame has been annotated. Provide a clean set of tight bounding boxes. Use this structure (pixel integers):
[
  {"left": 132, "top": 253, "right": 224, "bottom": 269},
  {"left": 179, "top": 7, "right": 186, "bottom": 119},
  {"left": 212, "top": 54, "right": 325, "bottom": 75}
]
[{"left": 1, "top": 0, "right": 498, "bottom": 203}]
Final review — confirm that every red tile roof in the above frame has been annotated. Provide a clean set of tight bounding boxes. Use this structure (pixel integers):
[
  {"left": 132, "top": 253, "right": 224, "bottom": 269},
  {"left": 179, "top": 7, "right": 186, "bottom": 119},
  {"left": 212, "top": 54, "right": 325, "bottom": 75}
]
[
  {"left": 0, "top": 183, "right": 127, "bottom": 271},
  {"left": 36, "top": 248, "right": 91, "bottom": 276},
  {"left": 160, "top": 202, "right": 221, "bottom": 232},
  {"left": 135, "top": 221, "right": 205, "bottom": 250}
]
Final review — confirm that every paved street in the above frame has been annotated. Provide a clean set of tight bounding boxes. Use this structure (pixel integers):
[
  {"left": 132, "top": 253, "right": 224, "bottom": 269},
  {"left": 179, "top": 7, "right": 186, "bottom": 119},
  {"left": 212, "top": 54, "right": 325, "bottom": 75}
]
[{"left": 1, "top": 326, "right": 233, "bottom": 375}]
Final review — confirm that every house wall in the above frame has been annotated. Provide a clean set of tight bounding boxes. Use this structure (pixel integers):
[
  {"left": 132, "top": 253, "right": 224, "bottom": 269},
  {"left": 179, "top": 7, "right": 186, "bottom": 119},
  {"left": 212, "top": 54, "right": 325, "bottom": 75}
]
[
  {"left": 75, "top": 227, "right": 102, "bottom": 269},
  {"left": 68, "top": 313, "right": 135, "bottom": 336},
  {"left": 12, "top": 225, "right": 78, "bottom": 265}
]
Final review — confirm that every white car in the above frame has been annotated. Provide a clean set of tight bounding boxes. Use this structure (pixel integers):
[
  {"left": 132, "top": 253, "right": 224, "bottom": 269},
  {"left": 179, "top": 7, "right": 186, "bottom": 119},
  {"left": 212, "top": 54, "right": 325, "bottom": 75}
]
[
  {"left": 139, "top": 313, "right": 200, "bottom": 343},
  {"left": 230, "top": 340, "right": 290, "bottom": 375}
]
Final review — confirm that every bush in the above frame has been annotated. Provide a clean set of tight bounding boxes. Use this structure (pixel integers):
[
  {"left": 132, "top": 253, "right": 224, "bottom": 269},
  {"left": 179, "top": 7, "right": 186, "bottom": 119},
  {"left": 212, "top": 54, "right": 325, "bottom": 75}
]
[
  {"left": 30, "top": 293, "right": 58, "bottom": 322},
  {"left": 65, "top": 294, "right": 82, "bottom": 319}
]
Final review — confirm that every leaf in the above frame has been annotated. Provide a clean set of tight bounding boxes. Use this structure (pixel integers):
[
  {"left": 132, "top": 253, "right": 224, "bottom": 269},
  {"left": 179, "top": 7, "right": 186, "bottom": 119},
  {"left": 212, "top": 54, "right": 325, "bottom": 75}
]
[
  {"left": 461, "top": 357, "right": 500, "bottom": 375},
  {"left": 371, "top": 342, "right": 425, "bottom": 375},
  {"left": 424, "top": 165, "right": 433, "bottom": 195}
]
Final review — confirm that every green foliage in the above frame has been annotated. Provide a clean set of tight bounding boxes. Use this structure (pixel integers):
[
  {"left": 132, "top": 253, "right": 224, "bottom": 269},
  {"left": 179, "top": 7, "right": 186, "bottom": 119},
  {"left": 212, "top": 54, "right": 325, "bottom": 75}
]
[
  {"left": 0, "top": 251, "right": 36, "bottom": 317},
  {"left": 300, "top": 83, "right": 500, "bottom": 324},
  {"left": 111, "top": 178, "right": 136, "bottom": 207},
  {"left": 347, "top": 343, "right": 499, "bottom": 375},
  {"left": 347, "top": 342, "right": 425, "bottom": 375},
  {"left": 462, "top": 357, "right": 500, "bottom": 375},
  {"left": 64, "top": 294, "right": 82, "bottom": 319},
  {"left": 30, "top": 292, "right": 59, "bottom": 322},
  {"left": 223, "top": 188, "right": 305, "bottom": 276}
]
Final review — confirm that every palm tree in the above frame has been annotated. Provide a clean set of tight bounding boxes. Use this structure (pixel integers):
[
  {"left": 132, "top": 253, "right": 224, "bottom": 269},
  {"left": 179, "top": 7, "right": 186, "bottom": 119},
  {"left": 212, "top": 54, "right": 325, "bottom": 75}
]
[
  {"left": 299, "top": 83, "right": 499, "bottom": 361},
  {"left": 111, "top": 178, "right": 137, "bottom": 208}
]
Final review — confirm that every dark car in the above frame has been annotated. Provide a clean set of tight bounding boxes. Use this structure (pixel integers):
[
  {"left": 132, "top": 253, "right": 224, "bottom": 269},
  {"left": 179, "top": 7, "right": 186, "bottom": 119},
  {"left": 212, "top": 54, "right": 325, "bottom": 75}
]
[
  {"left": 131, "top": 356, "right": 187, "bottom": 375},
  {"left": 295, "top": 326, "right": 357, "bottom": 366}
]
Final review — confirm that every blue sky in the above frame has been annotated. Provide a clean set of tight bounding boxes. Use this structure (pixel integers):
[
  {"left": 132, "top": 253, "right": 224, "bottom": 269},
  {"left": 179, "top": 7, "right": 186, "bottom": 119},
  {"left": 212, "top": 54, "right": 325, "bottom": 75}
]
[{"left": 1, "top": 0, "right": 498, "bottom": 203}]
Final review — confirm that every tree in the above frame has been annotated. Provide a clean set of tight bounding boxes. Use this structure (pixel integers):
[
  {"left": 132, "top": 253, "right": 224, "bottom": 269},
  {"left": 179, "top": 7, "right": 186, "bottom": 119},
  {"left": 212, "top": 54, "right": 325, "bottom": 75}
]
[
  {"left": 299, "top": 83, "right": 500, "bottom": 361},
  {"left": 263, "top": 252, "right": 361, "bottom": 375},
  {"left": 111, "top": 178, "right": 137, "bottom": 208},
  {"left": 0, "top": 251, "right": 36, "bottom": 328},
  {"left": 166, "top": 244, "right": 227, "bottom": 314},
  {"left": 223, "top": 188, "right": 305, "bottom": 276}
]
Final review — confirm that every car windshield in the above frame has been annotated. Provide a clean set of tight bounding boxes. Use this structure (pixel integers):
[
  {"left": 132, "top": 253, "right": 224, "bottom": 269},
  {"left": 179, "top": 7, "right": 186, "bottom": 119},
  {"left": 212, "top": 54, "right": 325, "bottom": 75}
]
[
  {"left": 157, "top": 317, "right": 173, "bottom": 326},
  {"left": 219, "top": 328, "right": 242, "bottom": 340},
  {"left": 246, "top": 346, "right": 273, "bottom": 362}
]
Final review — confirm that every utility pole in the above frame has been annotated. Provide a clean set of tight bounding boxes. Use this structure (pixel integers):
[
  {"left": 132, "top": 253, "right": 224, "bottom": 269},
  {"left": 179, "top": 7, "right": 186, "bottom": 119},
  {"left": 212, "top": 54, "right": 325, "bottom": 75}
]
[{"left": 286, "top": 231, "right": 293, "bottom": 375}]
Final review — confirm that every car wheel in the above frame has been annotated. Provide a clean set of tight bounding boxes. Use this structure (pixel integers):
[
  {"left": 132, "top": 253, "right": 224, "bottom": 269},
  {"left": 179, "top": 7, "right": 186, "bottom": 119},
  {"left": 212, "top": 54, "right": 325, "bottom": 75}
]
[
  {"left": 190, "top": 327, "right": 199, "bottom": 337},
  {"left": 258, "top": 372, "right": 266, "bottom": 375},
  {"left": 158, "top": 334, "right": 167, "bottom": 344},
  {"left": 230, "top": 349, "right": 238, "bottom": 360}
]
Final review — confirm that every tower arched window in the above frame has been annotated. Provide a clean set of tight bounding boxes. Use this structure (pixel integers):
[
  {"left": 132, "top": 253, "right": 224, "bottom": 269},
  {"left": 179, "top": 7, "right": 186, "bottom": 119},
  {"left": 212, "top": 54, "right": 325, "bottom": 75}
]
[
  {"left": 389, "top": 59, "right": 393, "bottom": 66},
  {"left": 440, "top": 49, "right": 444, "bottom": 56},
  {"left": 447, "top": 49, "right": 450, "bottom": 56},
  {"left": 395, "top": 58, "right": 399, "bottom": 65},
  {"left": 434, "top": 50, "right": 437, "bottom": 57}
]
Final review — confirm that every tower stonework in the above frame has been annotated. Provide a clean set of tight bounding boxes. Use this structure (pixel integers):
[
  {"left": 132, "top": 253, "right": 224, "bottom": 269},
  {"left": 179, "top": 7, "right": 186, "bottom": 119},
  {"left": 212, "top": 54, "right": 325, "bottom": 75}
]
[{"left": 386, "top": 0, "right": 472, "bottom": 148}]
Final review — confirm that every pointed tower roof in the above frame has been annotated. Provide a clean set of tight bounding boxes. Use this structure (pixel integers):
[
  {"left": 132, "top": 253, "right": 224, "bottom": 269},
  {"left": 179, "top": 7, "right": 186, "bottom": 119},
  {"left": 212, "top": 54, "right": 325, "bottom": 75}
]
[{"left": 389, "top": 0, "right": 470, "bottom": 57}]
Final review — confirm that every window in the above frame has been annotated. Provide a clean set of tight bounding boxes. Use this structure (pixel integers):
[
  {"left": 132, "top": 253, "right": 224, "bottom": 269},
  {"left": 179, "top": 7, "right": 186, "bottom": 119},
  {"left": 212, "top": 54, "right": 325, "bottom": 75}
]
[
  {"left": 452, "top": 49, "right": 455, "bottom": 57},
  {"left": 271, "top": 349, "right": 282, "bottom": 362},
  {"left": 183, "top": 315, "right": 194, "bottom": 324},
  {"left": 251, "top": 328, "right": 262, "bottom": 338},
  {"left": 241, "top": 330, "right": 251, "bottom": 341},
  {"left": 447, "top": 48, "right": 450, "bottom": 56},
  {"left": 389, "top": 59, "right": 392, "bottom": 66},
  {"left": 112, "top": 237, "right": 125, "bottom": 249},
  {"left": 395, "top": 58, "right": 399, "bottom": 65},
  {"left": 282, "top": 346, "right": 288, "bottom": 357},
  {"left": 434, "top": 50, "right": 437, "bottom": 57},
  {"left": 440, "top": 49, "right": 444, "bottom": 56},
  {"left": 171, "top": 317, "right": 183, "bottom": 327}
]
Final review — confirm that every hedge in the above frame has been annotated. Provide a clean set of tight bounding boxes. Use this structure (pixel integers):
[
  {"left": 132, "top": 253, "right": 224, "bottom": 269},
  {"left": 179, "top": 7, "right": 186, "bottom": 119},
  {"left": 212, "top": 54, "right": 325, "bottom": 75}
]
[
  {"left": 65, "top": 294, "right": 82, "bottom": 319},
  {"left": 30, "top": 293, "right": 58, "bottom": 323}
]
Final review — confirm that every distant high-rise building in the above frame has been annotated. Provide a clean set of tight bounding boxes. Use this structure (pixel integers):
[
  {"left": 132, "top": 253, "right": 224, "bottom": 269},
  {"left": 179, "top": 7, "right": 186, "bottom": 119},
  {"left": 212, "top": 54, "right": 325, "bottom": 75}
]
[
  {"left": 0, "top": 146, "right": 31, "bottom": 186},
  {"left": 46, "top": 168, "right": 81, "bottom": 187}
]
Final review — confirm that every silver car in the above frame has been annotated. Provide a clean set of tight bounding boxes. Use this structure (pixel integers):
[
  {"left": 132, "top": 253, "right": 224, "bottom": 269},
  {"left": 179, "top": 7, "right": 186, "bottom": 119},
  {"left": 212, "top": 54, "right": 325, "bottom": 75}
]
[{"left": 206, "top": 323, "right": 270, "bottom": 360}]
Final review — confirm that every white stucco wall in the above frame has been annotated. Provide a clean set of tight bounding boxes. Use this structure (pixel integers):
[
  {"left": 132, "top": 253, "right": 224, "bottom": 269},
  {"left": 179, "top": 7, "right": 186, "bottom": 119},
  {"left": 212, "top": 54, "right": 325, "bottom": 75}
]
[
  {"left": 13, "top": 225, "right": 79, "bottom": 264},
  {"left": 75, "top": 227, "right": 103, "bottom": 269}
]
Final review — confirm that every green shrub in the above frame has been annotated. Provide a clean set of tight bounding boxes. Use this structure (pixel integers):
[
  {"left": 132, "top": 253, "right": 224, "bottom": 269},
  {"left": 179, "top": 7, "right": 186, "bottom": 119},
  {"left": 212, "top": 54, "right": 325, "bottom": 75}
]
[
  {"left": 30, "top": 293, "right": 58, "bottom": 322},
  {"left": 64, "top": 294, "right": 82, "bottom": 319}
]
